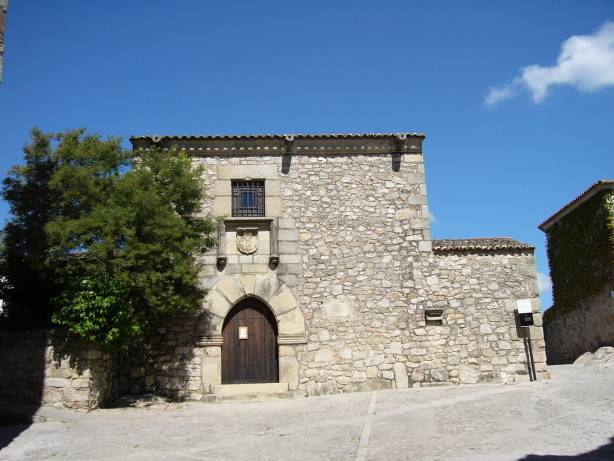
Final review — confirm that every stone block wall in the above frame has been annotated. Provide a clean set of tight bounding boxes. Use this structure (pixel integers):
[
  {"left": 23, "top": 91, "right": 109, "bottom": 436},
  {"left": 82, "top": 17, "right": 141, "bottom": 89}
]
[
  {"left": 423, "top": 250, "right": 548, "bottom": 384},
  {"left": 191, "top": 152, "right": 432, "bottom": 396},
  {"left": 284, "top": 154, "right": 431, "bottom": 394},
  {"left": 123, "top": 135, "right": 547, "bottom": 399},
  {"left": 0, "top": 330, "right": 116, "bottom": 410},
  {"left": 543, "top": 289, "right": 614, "bottom": 364},
  {"left": 121, "top": 313, "right": 208, "bottom": 400},
  {"left": 192, "top": 151, "right": 545, "bottom": 395},
  {"left": 0, "top": 0, "right": 7, "bottom": 81}
]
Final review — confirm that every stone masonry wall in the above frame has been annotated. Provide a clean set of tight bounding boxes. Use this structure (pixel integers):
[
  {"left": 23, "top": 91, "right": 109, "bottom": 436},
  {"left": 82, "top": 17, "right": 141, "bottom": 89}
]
[
  {"left": 121, "top": 313, "right": 208, "bottom": 400},
  {"left": 0, "top": 0, "right": 7, "bottom": 81},
  {"left": 201, "top": 153, "right": 545, "bottom": 395},
  {"left": 123, "top": 149, "right": 547, "bottom": 398},
  {"left": 283, "top": 154, "right": 431, "bottom": 395},
  {"left": 125, "top": 152, "right": 433, "bottom": 397},
  {"left": 0, "top": 330, "right": 116, "bottom": 410},
  {"left": 424, "top": 250, "right": 548, "bottom": 385},
  {"left": 544, "top": 289, "right": 614, "bottom": 364}
]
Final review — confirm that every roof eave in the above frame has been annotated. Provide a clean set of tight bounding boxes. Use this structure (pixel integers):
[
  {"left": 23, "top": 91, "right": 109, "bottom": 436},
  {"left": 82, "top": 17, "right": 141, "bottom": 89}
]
[
  {"left": 129, "top": 132, "right": 426, "bottom": 156},
  {"left": 539, "top": 180, "right": 614, "bottom": 232}
]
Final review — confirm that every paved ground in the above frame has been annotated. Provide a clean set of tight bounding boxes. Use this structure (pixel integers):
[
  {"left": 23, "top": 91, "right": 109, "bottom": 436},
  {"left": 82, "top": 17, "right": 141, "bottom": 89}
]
[{"left": 1, "top": 365, "right": 614, "bottom": 460}]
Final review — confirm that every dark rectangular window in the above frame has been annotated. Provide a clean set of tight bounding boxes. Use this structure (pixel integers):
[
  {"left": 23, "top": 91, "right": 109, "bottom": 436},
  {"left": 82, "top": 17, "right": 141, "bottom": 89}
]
[{"left": 232, "top": 180, "right": 265, "bottom": 217}]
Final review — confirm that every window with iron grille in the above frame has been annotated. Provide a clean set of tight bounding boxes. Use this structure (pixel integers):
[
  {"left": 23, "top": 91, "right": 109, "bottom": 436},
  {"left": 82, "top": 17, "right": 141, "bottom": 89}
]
[{"left": 231, "top": 180, "right": 265, "bottom": 217}]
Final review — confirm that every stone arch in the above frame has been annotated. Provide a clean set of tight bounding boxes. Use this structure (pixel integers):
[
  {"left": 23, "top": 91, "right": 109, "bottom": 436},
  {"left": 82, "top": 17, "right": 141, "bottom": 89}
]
[
  {"left": 204, "top": 274, "right": 306, "bottom": 342},
  {"left": 200, "top": 274, "right": 304, "bottom": 392}
]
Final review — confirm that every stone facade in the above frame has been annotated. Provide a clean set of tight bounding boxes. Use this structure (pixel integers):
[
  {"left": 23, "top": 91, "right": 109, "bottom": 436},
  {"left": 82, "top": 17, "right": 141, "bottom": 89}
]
[
  {"left": 540, "top": 180, "right": 614, "bottom": 364},
  {"left": 428, "top": 246, "right": 547, "bottom": 384},
  {"left": 0, "top": 329, "right": 115, "bottom": 410},
  {"left": 543, "top": 289, "right": 614, "bottom": 364},
  {"left": 124, "top": 133, "right": 548, "bottom": 399},
  {"left": 0, "top": 0, "right": 7, "bottom": 81}
]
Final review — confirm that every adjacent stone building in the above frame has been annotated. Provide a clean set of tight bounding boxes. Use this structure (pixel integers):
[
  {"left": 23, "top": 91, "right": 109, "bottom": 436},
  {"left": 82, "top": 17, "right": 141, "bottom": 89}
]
[
  {"left": 123, "top": 133, "right": 548, "bottom": 400},
  {"left": 540, "top": 180, "right": 614, "bottom": 364},
  {"left": 0, "top": 0, "right": 7, "bottom": 81}
]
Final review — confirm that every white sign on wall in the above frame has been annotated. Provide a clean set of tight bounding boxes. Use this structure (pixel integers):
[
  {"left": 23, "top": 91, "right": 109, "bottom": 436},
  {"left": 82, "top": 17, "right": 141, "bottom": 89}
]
[{"left": 517, "top": 299, "right": 533, "bottom": 314}]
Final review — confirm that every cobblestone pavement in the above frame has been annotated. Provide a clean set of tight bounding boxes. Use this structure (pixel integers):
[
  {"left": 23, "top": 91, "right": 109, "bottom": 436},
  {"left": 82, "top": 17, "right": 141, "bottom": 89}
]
[{"left": 2, "top": 365, "right": 614, "bottom": 460}]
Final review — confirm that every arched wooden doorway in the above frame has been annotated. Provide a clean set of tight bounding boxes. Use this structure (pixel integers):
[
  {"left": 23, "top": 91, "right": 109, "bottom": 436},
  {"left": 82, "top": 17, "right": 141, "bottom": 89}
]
[{"left": 222, "top": 297, "right": 279, "bottom": 384}]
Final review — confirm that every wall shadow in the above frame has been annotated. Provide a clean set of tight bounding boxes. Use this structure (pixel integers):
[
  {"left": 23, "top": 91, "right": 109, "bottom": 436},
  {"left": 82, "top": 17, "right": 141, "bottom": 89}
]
[
  {"left": 0, "top": 329, "right": 46, "bottom": 450},
  {"left": 0, "top": 329, "right": 116, "bottom": 450},
  {"left": 518, "top": 436, "right": 614, "bottom": 460},
  {"left": 117, "top": 309, "right": 214, "bottom": 403},
  {"left": 1, "top": 309, "right": 215, "bottom": 450}
]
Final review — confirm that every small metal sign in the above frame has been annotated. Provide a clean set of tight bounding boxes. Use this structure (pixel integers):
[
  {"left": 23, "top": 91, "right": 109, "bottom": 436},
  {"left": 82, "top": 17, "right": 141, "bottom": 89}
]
[
  {"left": 239, "top": 326, "right": 248, "bottom": 340},
  {"left": 519, "top": 312, "right": 534, "bottom": 327}
]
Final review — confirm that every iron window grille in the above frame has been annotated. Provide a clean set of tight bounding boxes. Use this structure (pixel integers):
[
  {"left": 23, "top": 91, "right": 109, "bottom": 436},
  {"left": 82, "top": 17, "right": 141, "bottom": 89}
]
[{"left": 231, "top": 180, "right": 265, "bottom": 217}]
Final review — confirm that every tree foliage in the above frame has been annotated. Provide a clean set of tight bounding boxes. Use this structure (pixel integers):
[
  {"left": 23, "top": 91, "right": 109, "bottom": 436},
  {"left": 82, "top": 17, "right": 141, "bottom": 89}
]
[
  {"left": 1, "top": 129, "right": 60, "bottom": 327},
  {"left": 52, "top": 277, "right": 138, "bottom": 346},
  {"left": 1, "top": 129, "right": 216, "bottom": 348}
]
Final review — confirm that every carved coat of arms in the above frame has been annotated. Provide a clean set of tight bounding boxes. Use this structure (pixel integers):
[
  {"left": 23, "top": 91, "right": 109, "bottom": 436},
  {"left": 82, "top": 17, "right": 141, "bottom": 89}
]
[{"left": 237, "top": 228, "right": 258, "bottom": 255}]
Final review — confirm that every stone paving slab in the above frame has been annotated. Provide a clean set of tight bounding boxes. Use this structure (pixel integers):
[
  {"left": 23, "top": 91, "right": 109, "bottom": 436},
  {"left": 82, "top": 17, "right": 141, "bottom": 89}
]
[{"left": 2, "top": 365, "right": 614, "bottom": 460}]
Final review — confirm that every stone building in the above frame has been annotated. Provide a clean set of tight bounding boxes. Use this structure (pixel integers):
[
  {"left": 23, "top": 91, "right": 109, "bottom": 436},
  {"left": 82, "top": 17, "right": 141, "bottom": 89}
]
[
  {"left": 122, "top": 133, "right": 548, "bottom": 400},
  {"left": 0, "top": 0, "right": 7, "bottom": 81},
  {"left": 540, "top": 180, "right": 614, "bottom": 364}
]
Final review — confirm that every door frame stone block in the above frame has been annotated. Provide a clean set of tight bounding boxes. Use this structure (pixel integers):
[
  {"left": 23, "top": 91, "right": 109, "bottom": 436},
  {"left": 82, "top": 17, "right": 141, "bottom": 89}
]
[{"left": 201, "top": 274, "right": 306, "bottom": 391}]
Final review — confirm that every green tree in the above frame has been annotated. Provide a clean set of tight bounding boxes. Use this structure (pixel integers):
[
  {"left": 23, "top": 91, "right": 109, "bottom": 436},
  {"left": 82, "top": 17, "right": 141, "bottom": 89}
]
[
  {"left": 1, "top": 129, "right": 60, "bottom": 327},
  {"left": 2, "top": 129, "right": 216, "bottom": 348}
]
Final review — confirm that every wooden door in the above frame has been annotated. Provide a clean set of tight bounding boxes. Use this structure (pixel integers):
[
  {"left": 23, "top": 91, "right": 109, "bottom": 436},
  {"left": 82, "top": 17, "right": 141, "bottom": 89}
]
[{"left": 222, "top": 298, "right": 279, "bottom": 384}]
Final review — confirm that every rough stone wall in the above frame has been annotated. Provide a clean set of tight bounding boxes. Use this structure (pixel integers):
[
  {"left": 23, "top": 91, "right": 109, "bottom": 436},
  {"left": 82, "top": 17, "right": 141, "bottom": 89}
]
[
  {"left": 0, "top": 330, "right": 116, "bottom": 410},
  {"left": 123, "top": 151, "right": 547, "bottom": 398},
  {"left": 543, "top": 289, "right": 614, "bottom": 364},
  {"left": 125, "top": 153, "right": 431, "bottom": 396},
  {"left": 424, "top": 251, "right": 548, "bottom": 384},
  {"left": 0, "top": 0, "right": 7, "bottom": 81},
  {"left": 282, "top": 154, "right": 431, "bottom": 394},
  {"left": 121, "top": 313, "right": 207, "bottom": 400},
  {"left": 199, "top": 153, "right": 545, "bottom": 395}
]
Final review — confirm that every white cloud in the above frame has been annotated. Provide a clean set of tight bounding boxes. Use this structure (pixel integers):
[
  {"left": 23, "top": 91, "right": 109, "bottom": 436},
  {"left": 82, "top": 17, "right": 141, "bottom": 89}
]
[
  {"left": 484, "top": 79, "right": 521, "bottom": 106},
  {"left": 428, "top": 210, "right": 438, "bottom": 224},
  {"left": 486, "top": 21, "right": 614, "bottom": 106},
  {"left": 537, "top": 272, "right": 552, "bottom": 293}
]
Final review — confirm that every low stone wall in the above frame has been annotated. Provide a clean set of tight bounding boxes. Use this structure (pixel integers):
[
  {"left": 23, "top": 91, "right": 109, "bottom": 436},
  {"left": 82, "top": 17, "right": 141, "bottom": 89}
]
[
  {"left": 544, "top": 290, "right": 614, "bottom": 364},
  {"left": 423, "top": 249, "right": 549, "bottom": 385},
  {"left": 0, "top": 0, "right": 7, "bottom": 81},
  {"left": 121, "top": 314, "right": 205, "bottom": 400},
  {"left": 0, "top": 330, "right": 116, "bottom": 410}
]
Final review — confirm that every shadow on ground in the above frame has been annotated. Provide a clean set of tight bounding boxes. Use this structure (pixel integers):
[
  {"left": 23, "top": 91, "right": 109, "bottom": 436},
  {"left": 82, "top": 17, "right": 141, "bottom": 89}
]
[{"left": 519, "top": 436, "right": 614, "bottom": 460}]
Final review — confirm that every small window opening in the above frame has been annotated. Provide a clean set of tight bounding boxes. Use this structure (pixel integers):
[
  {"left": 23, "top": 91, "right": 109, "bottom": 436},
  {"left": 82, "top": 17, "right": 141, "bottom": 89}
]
[{"left": 232, "top": 180, "right": 265, "bottom": 217}]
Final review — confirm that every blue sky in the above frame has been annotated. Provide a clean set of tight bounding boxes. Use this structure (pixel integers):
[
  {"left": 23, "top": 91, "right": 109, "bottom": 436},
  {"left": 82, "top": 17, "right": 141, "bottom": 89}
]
[{"left": 1, "top": 1, "right": 613, "bottom": 310}]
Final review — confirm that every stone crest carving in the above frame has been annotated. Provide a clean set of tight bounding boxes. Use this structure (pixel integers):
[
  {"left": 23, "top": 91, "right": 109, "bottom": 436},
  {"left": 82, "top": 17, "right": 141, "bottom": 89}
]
[{"left": 236, "top": 228, "right": 258, "bottom": 255}]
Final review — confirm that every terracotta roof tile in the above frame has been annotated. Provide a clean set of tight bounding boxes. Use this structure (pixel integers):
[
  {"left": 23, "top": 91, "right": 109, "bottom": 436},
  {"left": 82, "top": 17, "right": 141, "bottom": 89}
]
[
  {"left": 432, "top": 237, "right": 534, "bottom": 252},
  {"left": 130, "top": 132, "right": 425, "bottom": 142}
]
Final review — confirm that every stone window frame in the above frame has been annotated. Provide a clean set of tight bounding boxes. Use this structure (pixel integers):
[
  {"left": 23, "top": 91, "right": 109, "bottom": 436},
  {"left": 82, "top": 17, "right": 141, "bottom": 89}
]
[{"left": 213, "top": 164, "right": 281, "bottom": 217}]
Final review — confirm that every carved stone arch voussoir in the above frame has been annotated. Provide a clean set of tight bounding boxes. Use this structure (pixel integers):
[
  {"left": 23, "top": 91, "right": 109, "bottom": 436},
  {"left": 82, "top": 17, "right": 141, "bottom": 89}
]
[{"left": 205, "top": 274, "right": 306, "bottom": 341}]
